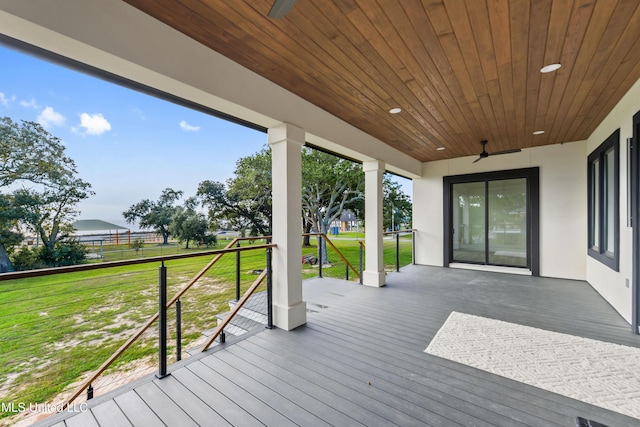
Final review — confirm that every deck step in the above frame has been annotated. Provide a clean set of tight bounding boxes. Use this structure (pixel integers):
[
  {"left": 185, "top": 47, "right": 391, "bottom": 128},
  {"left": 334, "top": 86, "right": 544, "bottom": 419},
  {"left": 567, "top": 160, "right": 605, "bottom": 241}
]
[
  {"left": 215, "top": 312, "right": 264, "bottom": 334},
  {"left": 186, "top": 291, "right": 268, "bottom": 357}
]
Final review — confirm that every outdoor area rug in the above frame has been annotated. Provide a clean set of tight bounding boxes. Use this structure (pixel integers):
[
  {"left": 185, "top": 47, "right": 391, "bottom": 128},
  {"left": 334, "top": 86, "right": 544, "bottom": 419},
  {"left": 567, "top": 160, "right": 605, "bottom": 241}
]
[{"left": 425, "top": 312, "right": 640, "bottom": 420}]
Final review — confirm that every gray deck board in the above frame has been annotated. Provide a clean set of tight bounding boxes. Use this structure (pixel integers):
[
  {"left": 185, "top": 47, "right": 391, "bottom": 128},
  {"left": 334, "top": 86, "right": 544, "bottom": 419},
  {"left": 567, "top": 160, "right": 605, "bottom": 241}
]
[
  {"left": 200, "top": 354, "right": 331, "bottom": 427},
  {"left": 36, "top": 265, "right": 640, "bottom": 427},
  {"left": 170, "top": 367, "right": 262, "bottom": 427},
  {"left": 113, "top": 390, "right": 165, "bottom": 427},
  {"left": 89, "top": 400, "right": 132, "bottom": 427},
  {"left": 62, "top": 410, "right": 98, "bottom": 427},
  {"left": 217, "top": 344, "right": 368, "bottom": 427},
  {"left": 134, "top": 382, "right": 198, "bottom": 427},
  {"left": 187, "top": 360, "right": 297, "bottom": 427},
  {"left": 151, "top": 375, "right": 231, "bottom": 427}
]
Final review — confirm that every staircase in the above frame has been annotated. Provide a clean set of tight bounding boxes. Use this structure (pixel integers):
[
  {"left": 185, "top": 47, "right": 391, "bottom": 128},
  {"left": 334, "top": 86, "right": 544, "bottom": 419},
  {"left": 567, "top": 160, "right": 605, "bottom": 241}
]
[{"left": 189, "top": 291, "right": 268, "bottom": 354}]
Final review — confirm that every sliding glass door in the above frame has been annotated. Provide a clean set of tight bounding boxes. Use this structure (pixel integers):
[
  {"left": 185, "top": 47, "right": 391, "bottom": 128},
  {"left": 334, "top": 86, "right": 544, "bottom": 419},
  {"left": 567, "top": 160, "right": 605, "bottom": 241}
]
[
  {"left": 452, "top": 182, "right": 485, "bottom": 263},
  {"left": 487, "top": 179, "right": 527, "bottom": 266},
  {"left": 445, "top": 168, "right": 539, "bottom": 273}
]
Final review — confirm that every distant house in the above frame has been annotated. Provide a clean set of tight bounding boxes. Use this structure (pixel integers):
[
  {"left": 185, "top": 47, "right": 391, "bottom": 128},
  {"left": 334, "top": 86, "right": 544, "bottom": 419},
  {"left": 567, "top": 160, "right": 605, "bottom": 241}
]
[{"left": 330, "top": 210, "right": 359, "bottom": 233}]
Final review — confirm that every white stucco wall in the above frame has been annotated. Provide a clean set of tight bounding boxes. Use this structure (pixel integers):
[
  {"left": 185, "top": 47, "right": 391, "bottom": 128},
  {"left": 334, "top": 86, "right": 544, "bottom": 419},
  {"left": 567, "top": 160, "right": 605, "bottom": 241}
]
[
  {"left": 583, "top": 78, "right": 640, "bottom": 324},
  {"left": 414, "top": 140, "right": 587, "bottom": 280}
]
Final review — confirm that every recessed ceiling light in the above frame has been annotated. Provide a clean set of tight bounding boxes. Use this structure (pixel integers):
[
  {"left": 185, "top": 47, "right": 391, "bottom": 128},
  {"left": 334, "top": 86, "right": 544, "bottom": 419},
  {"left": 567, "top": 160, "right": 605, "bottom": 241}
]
[
  {"left": 436, "top": 147, "right": 446, "bottom": 151},
  {"left": 540, "top": 63, "right": 561, "bottom": 73},
  {"left": 389, "top": 107, "right": 402, "bottom": 114},
  {"left": 533, "top": 130, "right": 545, "bottom": 135}
]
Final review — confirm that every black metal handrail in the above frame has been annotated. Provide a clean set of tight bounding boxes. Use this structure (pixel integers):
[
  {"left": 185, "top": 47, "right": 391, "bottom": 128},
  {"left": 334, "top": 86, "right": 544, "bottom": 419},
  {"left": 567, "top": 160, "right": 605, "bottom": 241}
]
[{"left": 60, "top": 239, "right": 275, "bottom": 409}]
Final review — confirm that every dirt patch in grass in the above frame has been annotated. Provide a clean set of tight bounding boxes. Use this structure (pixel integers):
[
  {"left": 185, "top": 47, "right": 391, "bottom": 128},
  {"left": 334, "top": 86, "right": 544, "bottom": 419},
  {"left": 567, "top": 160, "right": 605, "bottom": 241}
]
[{"left": 5, "top": 357, "right": 157, "bottom": 427}]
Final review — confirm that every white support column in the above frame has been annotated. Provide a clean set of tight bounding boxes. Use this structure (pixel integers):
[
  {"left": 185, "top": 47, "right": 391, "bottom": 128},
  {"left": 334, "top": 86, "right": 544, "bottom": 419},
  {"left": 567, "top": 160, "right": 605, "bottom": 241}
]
[
  {"left": 268, "top": 123, "right": 307, "bottom": 330},
  {"left": 363, "top": 160, "right": 386, "bottom": 287}
]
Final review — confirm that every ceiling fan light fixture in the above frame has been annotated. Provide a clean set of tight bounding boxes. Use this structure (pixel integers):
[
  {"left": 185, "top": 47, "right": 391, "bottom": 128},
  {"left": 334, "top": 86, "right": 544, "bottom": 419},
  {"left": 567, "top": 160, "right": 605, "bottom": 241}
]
[
  {"left": 533, "top": 130, "right": 545, "bottom": 135},
  {"left": 540, "top": 63, "right": 561, "bottom": 73},
  {"left": 389, "top": 107, "right": 402, "bottom": 114},
  {"left": 267, "top": 0, "right": 297, "bottom": 19}
]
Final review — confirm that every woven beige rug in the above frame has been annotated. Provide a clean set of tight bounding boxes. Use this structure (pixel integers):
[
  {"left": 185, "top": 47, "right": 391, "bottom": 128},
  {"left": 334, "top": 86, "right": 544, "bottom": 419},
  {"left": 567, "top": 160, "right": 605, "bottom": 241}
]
[{"left": 425, "top": 311, "right": 640, "bottom": 419}]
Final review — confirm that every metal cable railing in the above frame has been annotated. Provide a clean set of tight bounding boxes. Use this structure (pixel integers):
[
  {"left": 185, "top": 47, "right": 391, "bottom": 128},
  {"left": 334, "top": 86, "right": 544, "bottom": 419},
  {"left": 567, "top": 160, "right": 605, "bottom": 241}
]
[
  {"left": 0, "top": 238, "right": 274, "bottom": 424},
  {"left": 0, "top": 229, "right": 414, "bottom": 424}
]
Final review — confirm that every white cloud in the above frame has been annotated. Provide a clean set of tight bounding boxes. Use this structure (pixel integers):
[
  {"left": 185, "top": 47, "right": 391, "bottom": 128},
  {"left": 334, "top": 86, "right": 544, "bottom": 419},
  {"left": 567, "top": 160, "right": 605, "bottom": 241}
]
[
  {"left": 78, "top": 113, "right": 111, "bottom": 135},
  {"left": 179, "top": 120, "right": 200, "bottom": 132},
  {"left": 37, "top": 106, "right": 66, "bottom": 128},
  {"left": 0, "top": 92, "right": 15, "bottom": 107},
  {"left": 20, "top": 97, "right": 41, "bottom": 109}
]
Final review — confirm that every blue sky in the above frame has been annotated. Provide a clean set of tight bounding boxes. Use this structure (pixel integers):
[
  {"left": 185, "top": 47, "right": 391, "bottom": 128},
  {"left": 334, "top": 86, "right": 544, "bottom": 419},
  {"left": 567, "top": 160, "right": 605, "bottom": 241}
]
[
  {"left": 0, "top": 44, "right": 411, "bottom": 229},
  {"left": 0, "top": 45, "right": 267, "bottom": 226}
]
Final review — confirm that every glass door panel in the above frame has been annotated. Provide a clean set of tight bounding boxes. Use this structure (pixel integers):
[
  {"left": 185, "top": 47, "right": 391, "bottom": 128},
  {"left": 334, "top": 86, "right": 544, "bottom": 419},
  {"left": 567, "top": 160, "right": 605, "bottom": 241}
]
[
  {"left": 452, "top": 182, "right": 486, "bottom": 263},
  {"left": 488, "top": 179, "right": 527, "bottom": 266}
]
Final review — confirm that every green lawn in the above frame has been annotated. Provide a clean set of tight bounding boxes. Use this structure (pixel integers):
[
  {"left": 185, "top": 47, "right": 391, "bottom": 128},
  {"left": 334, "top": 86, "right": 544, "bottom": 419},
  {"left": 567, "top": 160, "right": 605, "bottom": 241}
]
[{"left": 0, "top": 235, "right": 413, "bottom": 420}]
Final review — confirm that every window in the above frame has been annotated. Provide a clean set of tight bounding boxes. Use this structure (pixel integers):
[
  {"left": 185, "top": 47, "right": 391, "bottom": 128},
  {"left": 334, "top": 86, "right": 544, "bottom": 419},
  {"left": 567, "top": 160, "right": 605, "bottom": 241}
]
[{"left": 588, "top": 129, "right": 620, "bottom": 270}]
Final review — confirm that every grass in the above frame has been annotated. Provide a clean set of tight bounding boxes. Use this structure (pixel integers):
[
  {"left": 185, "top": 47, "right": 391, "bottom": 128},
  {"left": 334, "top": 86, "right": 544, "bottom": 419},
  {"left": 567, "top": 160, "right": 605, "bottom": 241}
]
[{"left": 0, "top": 235, "right": 413, "bottom": 421}]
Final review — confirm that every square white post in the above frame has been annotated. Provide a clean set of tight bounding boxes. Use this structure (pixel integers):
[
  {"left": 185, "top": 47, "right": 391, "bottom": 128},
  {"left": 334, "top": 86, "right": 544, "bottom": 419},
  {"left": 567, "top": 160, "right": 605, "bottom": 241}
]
[
  {"left": 268, "top": 123, "right": 307, "bottom": 330},
  {"left": 363, "top": 160, "right": 385, "bottom": 287}
]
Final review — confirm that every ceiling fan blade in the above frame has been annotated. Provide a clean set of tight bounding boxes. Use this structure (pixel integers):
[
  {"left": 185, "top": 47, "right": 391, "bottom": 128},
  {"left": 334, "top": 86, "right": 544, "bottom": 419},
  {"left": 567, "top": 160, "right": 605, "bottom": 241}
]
[
  {"left": 267, "top": 0, "right": 297, "bottom": 19},
  {"left": 490, "top": 148, "right": 522, "bottom": 156}
]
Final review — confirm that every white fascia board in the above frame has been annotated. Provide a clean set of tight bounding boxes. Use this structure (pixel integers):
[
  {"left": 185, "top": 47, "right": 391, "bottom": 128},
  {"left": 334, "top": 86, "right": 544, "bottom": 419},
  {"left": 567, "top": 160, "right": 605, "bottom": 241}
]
[{"left": 0, "top": 0, "right": 421, "bottom": 177}]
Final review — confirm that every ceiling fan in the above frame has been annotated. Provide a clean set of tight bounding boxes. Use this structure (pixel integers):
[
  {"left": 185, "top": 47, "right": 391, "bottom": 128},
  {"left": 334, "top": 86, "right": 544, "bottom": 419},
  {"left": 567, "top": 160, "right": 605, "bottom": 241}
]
[
  {"left": 473, "top": 140, "right": 521, "bottom": 163},
  {"left": 267, "top": 0, "right": 297, "bottom": 19}
]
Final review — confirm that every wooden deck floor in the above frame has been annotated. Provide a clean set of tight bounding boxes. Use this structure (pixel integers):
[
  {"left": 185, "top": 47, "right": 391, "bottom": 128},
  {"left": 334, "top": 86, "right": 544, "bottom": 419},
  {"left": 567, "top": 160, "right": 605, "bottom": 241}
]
[{"left": 38, "top": 265, "right": 640, "bottom": 427}]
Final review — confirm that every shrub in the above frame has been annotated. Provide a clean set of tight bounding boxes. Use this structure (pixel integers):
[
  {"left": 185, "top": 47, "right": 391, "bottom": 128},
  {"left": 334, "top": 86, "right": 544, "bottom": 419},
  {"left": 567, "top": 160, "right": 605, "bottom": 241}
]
[
  {"left": 38, "top": 240, "right": 87, "bottom": 267},
  {"left": 130, "top": 239, "right": 145, "bottom": 254},
  {"left": 10, "top": 246, "right": 45, "bottom": 271}
]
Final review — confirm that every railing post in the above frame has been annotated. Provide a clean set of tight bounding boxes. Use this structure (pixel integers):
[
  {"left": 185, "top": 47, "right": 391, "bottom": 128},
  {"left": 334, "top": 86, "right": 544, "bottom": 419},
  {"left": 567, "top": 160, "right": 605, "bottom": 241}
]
[
  {"left": 266, "top": 246, "right": 273, "bottom": 329},
  {"left": 318, "top": 235, "right": 323, "bottom": 278},
  {"left": 396, "top": 232, "right": 400, "bottom": 272},
  {"left": 176, "top": 299, "right": 182, "bottom": 362},
  {"left": 346, "top": 262, "right": 349, "bottom": 280},
  {"left": 412, "top": 230, "right": 416, "bottom": 265},
  {"left": 359, "top": 242, "right": 363, "bottom": 285},
  {"left": 235, "top": 241, "right": 241, "bottom": 302},
  {"left": 157, "top": 261, "right": 168, "bottom": 378},
  {"left": 87, "top": 384, "right": 93, "bottom": 400}
]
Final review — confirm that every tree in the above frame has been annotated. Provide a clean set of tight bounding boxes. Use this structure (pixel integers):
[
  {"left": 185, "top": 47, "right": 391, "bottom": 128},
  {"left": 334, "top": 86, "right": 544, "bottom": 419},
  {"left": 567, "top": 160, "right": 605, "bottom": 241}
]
[
  {"left": 383, "top": 174, "right": 412, "bottom": 231},
  {"left": 169, "top": 197, "right": 210, "bottom": 249},
  {"left": 301, "top": 149, "right": 363, "bottom": 260},
  {"left": 0, "top": 194, "right": 24, "bottom": 272},
  {"left": 198, "top": 146, "right": 367, "bottom": 258},
  {"left": 0, "top": 117, "right": 92, "bottom": 271},
  {"left": 13, "top": 176, "right": 94, "bottom": 251},
  {"left": 198, "top": 147, "right": 272, "bottom": 236},
  {"left": 123, "top": 188, "right": 183, "bottom": 245},
  {"left": 0, "top": 117, "right": 77, "bottom": 187}
]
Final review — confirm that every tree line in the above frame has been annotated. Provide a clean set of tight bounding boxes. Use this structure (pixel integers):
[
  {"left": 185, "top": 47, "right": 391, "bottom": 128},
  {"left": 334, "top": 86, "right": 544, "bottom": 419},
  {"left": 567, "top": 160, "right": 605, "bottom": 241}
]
[
  {"left": 123, "top": 146, "right": 412, "bottom": 252},
  {"left": 0, "top": 116, "right": 411, "bottom": 272}
]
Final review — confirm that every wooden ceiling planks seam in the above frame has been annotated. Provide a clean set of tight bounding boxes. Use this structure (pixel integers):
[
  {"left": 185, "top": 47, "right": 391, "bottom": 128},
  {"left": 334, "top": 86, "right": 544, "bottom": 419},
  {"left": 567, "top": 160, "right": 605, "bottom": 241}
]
[
  {"left": 551, "top": 0, "right": 618, "bottom": 144},
  {"left": 345, "top": 2, "right": 446, "bottom": 150},
  {"left": 406, "top": 0, "right": 485, "bottom": 156},
  {"left": 545, "top": 0, "right": 595, "bottom": 147},
  {"left": 508, "top": 0, "right": 531, "bottom": 150}
]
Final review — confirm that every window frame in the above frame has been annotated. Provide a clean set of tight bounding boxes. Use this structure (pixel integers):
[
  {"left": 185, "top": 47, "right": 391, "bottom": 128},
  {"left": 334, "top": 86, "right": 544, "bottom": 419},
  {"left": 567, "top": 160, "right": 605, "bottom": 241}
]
[{"left": 588, "top": 129, "right": 620, "bottom": 271}]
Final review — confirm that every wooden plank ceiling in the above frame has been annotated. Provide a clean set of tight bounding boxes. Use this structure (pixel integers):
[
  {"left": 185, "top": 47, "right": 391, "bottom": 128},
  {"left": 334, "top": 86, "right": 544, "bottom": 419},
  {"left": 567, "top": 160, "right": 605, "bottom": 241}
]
[{"left": 123, "top": 0, "right": 640, "bottom": 162}]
